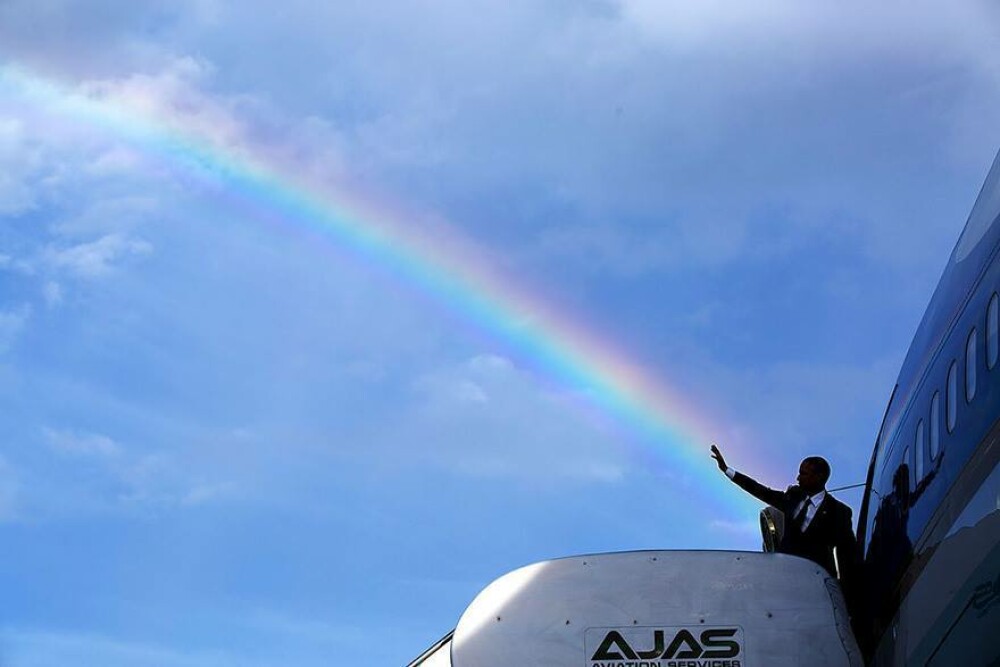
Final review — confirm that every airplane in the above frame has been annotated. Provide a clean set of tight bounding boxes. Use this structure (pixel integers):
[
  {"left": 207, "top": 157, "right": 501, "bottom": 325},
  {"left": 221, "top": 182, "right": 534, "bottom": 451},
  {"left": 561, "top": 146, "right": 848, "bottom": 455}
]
[
  {"left": 409, "top": 148, "right": 1000, "bottom": 667},
  {"left": 856, "top": 143, "right": 1000, "bottom": 666}
]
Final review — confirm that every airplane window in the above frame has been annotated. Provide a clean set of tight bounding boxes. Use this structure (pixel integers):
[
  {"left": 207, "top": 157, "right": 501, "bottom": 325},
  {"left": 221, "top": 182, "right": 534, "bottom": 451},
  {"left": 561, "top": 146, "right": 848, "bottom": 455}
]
[
  {"left": 915, "top": 419, "right": 925, "bottom": 480},
  {"left": 947, "top": 360, "right": 958, "bottom": 433},
  {"left": 989, "top": 293, "right": 999, "bottom": 370},
  {"left": 967, "top": 328, "right": 978, "bottom": 403},
  {"left": 930, "top": 391, "right": 941, "bottom": 459}
]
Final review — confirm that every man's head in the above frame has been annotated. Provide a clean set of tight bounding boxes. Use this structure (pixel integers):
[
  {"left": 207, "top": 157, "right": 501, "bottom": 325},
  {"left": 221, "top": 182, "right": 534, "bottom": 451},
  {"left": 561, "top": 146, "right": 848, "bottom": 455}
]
[{"left": 797, "top": 456, "right": 830, "bottom": 494}]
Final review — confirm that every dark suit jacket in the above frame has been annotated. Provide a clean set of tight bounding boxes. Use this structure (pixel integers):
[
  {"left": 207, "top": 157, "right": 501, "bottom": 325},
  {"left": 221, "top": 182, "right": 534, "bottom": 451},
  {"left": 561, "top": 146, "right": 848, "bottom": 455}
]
[{"left": 731, "top": 471, "right": 859, "bottom": 584}]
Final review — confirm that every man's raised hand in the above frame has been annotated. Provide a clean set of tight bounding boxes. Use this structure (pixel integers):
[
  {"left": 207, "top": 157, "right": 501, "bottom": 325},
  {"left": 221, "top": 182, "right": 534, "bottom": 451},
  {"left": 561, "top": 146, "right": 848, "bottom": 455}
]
[{"left": 710, "top": 443, "right": 727, "bottom": 472}]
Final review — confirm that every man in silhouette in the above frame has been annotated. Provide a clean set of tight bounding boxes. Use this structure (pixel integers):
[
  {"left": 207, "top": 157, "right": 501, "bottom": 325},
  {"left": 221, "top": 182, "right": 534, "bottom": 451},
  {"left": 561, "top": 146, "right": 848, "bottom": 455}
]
[{"left": 710, "top": 444, "right": 859, "bottom": 587}]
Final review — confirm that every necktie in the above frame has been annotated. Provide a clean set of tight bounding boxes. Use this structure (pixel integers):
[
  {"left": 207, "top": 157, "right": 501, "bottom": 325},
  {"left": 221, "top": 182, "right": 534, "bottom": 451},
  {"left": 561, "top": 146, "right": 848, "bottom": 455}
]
[{"left": 791, "top": 498, "right": 811, "bottom": 533}]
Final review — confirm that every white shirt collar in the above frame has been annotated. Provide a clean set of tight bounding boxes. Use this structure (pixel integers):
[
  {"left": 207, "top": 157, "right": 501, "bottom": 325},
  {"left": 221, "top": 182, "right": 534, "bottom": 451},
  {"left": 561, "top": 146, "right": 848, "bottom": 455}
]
[{"left": 807, "top": 489, "right": 827, "bottom": 506}]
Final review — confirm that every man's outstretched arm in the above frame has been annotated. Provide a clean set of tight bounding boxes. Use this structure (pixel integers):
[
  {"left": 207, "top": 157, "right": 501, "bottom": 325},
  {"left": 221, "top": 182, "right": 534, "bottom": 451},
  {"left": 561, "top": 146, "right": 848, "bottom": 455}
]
[{"left": 711, "top": 444, "right": 786, "bottom": 508}]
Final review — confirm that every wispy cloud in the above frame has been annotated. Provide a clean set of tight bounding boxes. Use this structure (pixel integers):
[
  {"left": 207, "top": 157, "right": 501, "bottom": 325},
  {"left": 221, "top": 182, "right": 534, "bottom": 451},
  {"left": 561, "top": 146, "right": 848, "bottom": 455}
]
[
  {"left": 620, "top": 0, "right": 1000, "bottom": 67},
  {"left": 0, "top": 305, "right": 31, "bottom": 354},
  {"left": 43, "top": 427, "right": 121, "bottom": 458},
  {"left": 0, "top": 4, "right": 997, "bottom": 665},
  {"left": 45, "top": 233, "right": 153, "bottom": 278},
  {"left": 37, "top": 427, "right": 236, "bottom": 516},
  {"left": 398, "top": 354, "right": 627, "bottom": 482},
  {"left": 42, "top": 280, "right": 62, "bottom": 307},
  {"left": 0, "top": 117, "right": 44, "bottom": 216},
  {"left": 179, "top": 481, "right": 237, "bottom": 507}
]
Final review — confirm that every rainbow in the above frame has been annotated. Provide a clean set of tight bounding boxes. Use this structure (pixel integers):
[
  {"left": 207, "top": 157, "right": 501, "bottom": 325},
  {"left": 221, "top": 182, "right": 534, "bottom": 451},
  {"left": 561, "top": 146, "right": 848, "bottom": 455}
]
[{"left": 1, "top": 66, "right": 759, "bottom": 516}]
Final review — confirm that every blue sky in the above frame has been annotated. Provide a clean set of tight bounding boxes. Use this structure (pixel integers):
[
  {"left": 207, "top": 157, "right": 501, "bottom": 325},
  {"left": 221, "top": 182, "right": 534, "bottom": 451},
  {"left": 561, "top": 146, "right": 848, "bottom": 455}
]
[{"left": 1, "top": 2, "right": 1000, "bottom": 665}]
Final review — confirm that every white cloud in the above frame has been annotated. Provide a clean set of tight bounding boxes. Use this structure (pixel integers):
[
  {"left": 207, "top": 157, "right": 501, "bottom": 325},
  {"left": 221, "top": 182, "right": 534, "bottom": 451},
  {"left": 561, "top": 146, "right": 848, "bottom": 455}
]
[
  {"left": 80, "top": 57, "right": 246, "bottom": 151},
  {"left": 42, "top": 280, "right": 62, "bottom": 306},
  {"left": 179, "top": 482, "right": 237, "bottom": 507},
  {"left": 454, "top": 380, "right": 489, "bottom": 404},
  {"left": 84, "top": 146, "right": 146, "bottom": 177},
  {"left": 68, "top": 57, "right": 353, "bottom": 193},
  {"left": 0, "top": 254, "right": 33, "bottom": 275},
  {"left": 467, "top": 353, "right": 514, "bottom": 375},
  {"left": 51, "top": 193, "right": 160, "bottom": 237},
  {"left": 43, "top": 427, "right": 121, "bottom": 458},
  {"left": 0, "top": 9, "right": 976, "bottom": 664},
  {"left": 45, "top": 233, "right": 153, "bottom": 278},
  {"left": 113, "top": 452, "right": 228, "bottom": 512},
  {"left": 37, "top": 426, "right": 236, "bottom": 516},
  {"left": 0, "top": 305, "right": 31, "bottom": 353},
  {"left": 0, "top": 1, "right": 981, "bottom": 503},
  {"left": 400, "top": 354, "right": 627, "bottom": 482},
  {"left": 3, "top": 3, "right": 996, "bottom": 286},
  {"left": 418, "top": 354, "right": 518, "bottom": 404},
  {"left": 620, "top": 0, "right": 1000, "bottom": 67},
  {"left": 0, "top": 117, "right": 43, "bottom": 215}
]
